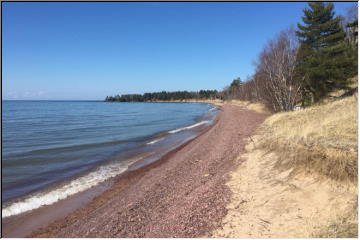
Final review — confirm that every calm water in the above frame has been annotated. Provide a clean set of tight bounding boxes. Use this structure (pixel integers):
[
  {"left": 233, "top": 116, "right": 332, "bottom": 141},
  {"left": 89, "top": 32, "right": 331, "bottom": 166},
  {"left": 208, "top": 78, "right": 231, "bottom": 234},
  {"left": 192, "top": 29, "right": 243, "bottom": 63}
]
[{"left": 2, "top": 100, "right": 217, "bottom": 217}]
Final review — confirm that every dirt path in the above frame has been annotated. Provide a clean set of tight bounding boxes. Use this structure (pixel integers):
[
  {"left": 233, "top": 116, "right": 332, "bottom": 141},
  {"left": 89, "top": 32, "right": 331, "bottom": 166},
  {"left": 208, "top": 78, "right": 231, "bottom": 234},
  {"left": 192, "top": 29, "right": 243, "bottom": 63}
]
[{"left": 31, "top": 104, "right": 267, "bottom": 237}]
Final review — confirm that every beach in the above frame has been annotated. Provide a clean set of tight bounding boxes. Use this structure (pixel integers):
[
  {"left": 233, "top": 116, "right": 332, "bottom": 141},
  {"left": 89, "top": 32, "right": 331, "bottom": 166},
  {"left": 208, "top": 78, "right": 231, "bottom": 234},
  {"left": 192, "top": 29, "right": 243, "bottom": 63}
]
[
  {"left": 3, "top": 2, "right": 357, "bottom": 238},
  {"left": 3, "top": 104, "right": 267, "bottom": 237}
]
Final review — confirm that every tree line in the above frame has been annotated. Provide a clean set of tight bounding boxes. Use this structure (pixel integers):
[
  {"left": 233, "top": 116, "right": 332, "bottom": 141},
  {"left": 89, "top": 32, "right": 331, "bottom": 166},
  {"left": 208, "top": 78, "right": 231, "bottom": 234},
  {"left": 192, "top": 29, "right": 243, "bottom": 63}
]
[
  {"left": 106, "top": 3, "right": 357, "bottom": 112},
  {"left": 105, "top": 90, "right": 219, "bottom": 102}
]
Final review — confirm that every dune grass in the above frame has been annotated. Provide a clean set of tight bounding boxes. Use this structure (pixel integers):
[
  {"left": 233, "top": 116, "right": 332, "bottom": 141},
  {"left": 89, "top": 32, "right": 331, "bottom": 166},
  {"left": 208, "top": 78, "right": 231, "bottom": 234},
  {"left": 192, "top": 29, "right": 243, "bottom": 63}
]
[
  {"left": 226, "top": 100, "right": 271, "bottom": 114},
  {"left": 311, "top": 199, "right": 358, "bottom": 238},
  {"left": 252, "top": 93, "right": 358, "bottom": 237},
  {"left": 257, "top": 94, "right": 358, "bottom": 183}
]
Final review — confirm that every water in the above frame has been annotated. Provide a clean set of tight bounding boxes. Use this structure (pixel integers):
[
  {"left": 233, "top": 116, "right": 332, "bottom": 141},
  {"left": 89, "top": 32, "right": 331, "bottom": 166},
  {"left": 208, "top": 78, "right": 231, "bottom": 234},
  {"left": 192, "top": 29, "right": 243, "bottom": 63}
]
[{"left": 2, "top": 100, "right": 218, "bottom": 217}]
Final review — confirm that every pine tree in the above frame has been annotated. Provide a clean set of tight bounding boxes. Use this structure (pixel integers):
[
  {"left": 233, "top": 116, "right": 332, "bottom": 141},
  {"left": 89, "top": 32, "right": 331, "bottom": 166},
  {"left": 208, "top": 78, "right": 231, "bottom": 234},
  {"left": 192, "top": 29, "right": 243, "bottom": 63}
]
[
  {"left": 296, "top": 2, "right": 352, "bottom": 104},
  {"left": 229, "top": 77, "right": 242, "bottom": 99}
]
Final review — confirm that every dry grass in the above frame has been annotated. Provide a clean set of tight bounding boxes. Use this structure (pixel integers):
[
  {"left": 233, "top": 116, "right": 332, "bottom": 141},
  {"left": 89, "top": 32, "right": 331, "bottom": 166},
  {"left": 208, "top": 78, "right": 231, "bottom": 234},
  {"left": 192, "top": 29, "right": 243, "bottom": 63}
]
[
  {"left": 226, "top": 100, "right": 271, "bottom": 114},
  {"left": 349, "top": 76, "right": 358, "bottom": 89},
  {"left": 326, "top": 77, "right": 358, "bottom": 102},
  {"left": 254, "top": 92, "right": 358, "bottom": 238},
  {"left": 212, "top": 85, "right": 358, "bottom": 238},
  {"left": 210, "top": 92, "right": 358, "bottom": 238},
  {"left": 210, "top": 139, "right": 358, "bottom": 238},
  {"left": 311, "top": 198, "right": 358, "bottom": 238},
  {"left": 257, "top": 94, "right": 358, "bottom": 182}
]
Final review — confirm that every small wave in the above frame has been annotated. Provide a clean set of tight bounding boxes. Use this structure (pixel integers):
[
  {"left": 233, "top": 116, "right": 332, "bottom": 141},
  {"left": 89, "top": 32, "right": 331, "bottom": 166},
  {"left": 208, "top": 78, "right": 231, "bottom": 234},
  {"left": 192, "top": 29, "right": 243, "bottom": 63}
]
[
  {"left": 209, "top": 107, "right": 218, "bottom": 111},
  {"left": 168, "top": 120, "right": 209, "bottom": 134},
  {"left": 6, "top": 137, "right": 147, "bottom": 159},
  {"left": 1, "top": 160, "right": 135, "bottom": 218},
  {"left": 146, "top": 137, "right": 165, "bottom": 145}
]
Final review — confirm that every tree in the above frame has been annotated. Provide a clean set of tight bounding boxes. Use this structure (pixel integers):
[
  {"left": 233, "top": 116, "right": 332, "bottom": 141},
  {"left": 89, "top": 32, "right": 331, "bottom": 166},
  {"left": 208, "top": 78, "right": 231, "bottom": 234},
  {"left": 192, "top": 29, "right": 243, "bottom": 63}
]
[
  {"left": 253, "top": 28, "right": 301, "bottom": 112},
  {"left": 346, "top": 18, "right": 358, "bottom": 50},
  {"left": 104, "top": 90, "right": 220, "bottom": 102},
  {"left": 344, "top": 4, "right": 358, "bottom": 77},
  {"left": 296, "top": 2, "right": 353, "bottom": 104},
  {"left": 227, "top": 77, "right": 242, "bottom": 99},
  {"left": 230, "top": 78, "right": 242, "bottom": 88}
]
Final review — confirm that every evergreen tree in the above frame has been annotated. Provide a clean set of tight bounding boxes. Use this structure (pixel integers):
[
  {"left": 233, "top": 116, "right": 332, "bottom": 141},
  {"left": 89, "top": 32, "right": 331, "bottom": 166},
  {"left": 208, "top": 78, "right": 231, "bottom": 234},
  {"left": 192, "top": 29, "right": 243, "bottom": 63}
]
[
  {"left": 296, "top": 2, "right": 352, "bottom": 104},
  {"left": 228, "top": 77, "right": 242, "bottom": 99},
  {"left": 104, "top": 90, "right": 219, "bottom": 102},
  {"left": 230, "top": 77, "right": 242, "bottom": 88}
]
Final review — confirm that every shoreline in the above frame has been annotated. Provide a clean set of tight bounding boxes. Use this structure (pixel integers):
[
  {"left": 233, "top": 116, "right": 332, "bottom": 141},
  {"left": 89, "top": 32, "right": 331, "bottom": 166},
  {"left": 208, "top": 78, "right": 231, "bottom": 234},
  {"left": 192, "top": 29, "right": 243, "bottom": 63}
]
[
  {"left": 2, "top": 102, "right": 218, "bottom": 215},
  {"left": 4, "top": 104, "right": 268, "bottom": 237},
  {"left": 2, "top": 127, "right": 211, "bottom": 238},
  {"left": 105, "top": 99, "right": 225, "bottom": 106},
  {"left": 1, "top": 106, "right": 219, "bottom": 238},
  {"left": 2, "top": 101, "right": 216, "bottom": 211},
  {"left": 140, "top": 99, "right": 270, "bottom": 114}
]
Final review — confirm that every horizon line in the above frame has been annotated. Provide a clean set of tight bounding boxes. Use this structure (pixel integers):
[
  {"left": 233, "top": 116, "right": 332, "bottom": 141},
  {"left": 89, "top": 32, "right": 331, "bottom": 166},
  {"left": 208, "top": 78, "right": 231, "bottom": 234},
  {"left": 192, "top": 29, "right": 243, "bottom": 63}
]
[{"left": 2, "top": 99, "right": 104, "bottom": 101}]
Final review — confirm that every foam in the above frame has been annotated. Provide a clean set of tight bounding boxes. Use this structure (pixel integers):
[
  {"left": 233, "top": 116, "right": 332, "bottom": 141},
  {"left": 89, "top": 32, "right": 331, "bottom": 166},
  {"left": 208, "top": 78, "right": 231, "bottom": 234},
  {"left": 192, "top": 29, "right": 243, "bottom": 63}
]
[
  {"left": 2, "top": 120, "right": 212, "bottom": 218},
  {"left": 168, "top": 120, "right": 209, "bottom": 134},
  {"left": 2, "top": 161, "right": 130, "bottom": 218},
  {"left": 146, "top": 137, "right": 165, "bottom": 145}
]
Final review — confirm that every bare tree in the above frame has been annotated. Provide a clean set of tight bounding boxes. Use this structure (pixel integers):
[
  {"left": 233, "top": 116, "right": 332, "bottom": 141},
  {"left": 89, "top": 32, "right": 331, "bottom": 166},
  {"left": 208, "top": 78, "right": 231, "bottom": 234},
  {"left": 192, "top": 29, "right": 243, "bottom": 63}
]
[
  {"left": 346, "top": 3, "right": 358, "bottom": 23},
  {"left": 253, "top": 28, "right": 302, "bottom": 112},
  {"left": 345, "top": 4, "right": 358, "bottom": 50}
]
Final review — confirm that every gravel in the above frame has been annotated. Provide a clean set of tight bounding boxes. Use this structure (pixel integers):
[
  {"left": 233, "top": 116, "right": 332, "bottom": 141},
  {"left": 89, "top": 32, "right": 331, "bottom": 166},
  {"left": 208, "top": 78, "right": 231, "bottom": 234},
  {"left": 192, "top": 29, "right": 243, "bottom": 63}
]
[{"left": 31, "top": 104, "right": 267, "bottom": 237}]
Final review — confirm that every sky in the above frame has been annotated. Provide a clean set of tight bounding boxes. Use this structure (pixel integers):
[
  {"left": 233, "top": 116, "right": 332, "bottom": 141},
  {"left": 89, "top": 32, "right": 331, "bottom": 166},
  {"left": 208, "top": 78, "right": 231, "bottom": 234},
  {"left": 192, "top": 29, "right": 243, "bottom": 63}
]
[{"left": 2, "top": 2, "right": 356, "bottom": 100}]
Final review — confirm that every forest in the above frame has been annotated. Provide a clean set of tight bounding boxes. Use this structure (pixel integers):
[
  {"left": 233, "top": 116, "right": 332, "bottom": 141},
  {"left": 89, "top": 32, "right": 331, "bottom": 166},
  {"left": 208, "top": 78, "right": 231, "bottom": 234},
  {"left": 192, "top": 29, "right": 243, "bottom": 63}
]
[{"left": 105, "top": 90, "right": 219, "bottom": 102}]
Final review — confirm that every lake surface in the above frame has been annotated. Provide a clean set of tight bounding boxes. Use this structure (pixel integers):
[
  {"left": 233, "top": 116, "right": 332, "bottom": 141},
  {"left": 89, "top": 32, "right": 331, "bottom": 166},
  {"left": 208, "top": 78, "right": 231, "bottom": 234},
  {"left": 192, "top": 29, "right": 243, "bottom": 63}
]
[{"left": 2, "top": 100, "right": 218, "bottom": 217}]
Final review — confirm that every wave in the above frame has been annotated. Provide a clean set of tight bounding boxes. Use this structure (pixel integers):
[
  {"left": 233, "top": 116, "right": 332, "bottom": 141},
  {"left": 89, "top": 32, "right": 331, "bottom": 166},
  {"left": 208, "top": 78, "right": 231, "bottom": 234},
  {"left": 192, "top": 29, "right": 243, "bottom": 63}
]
[
  {"left": 5, "top": 137, "right": 147, "bottom": 160},
  {"left": 2, "top": 118, "right": 214, "bottom": 218},
  {"left": 1, "top": 159, "right": 138, "bottom": 218},
  {"left": 146, "top": 137, "right": 165, "bottom": 145},
  {"left": 168, "top": 120, "right": 209, "bottom": 134},
  {"left": 148, "top": 119, "right": 212, "bottom": 144}
]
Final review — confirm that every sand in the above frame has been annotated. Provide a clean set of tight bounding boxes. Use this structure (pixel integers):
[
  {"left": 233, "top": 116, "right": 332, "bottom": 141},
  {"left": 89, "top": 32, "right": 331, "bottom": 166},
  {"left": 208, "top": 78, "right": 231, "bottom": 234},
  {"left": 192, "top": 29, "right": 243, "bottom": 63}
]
[
  {"left": 24, "top": 104, "right": 267, "bottom": 237},
  {"left": 210, "top": 135, "right": 358, "bottom": 238},
  {"left": 6, "top": 102, "right": 354, "bottom": 238}
]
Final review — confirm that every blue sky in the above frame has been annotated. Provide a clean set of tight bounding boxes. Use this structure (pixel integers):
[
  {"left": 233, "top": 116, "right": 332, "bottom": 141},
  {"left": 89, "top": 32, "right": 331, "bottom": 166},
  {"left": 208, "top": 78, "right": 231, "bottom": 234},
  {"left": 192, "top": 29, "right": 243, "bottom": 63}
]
[{"left": 2, "top": 2, "right": 356, "bottom": 100}]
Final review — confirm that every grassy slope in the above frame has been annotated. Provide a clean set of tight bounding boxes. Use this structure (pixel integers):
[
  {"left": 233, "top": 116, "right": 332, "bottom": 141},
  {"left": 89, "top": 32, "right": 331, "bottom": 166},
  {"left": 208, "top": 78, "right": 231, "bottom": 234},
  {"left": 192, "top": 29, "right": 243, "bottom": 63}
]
[
  {"left": 258, "top": 94, "right": 357, "bottom": 182},
  {"left": 257, "top": 94, "right": 358, "bottom": 237},
  {"left": 211, "top": 88, "right": 358, "bottom": 238}
]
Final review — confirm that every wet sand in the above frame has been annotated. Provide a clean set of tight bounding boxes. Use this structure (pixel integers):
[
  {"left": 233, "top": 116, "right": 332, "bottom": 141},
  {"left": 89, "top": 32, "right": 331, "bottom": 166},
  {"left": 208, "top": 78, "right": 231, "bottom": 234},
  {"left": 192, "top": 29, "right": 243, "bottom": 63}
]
[{"left": 4, "top": 104, "right": 267, "bottom": 237}]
